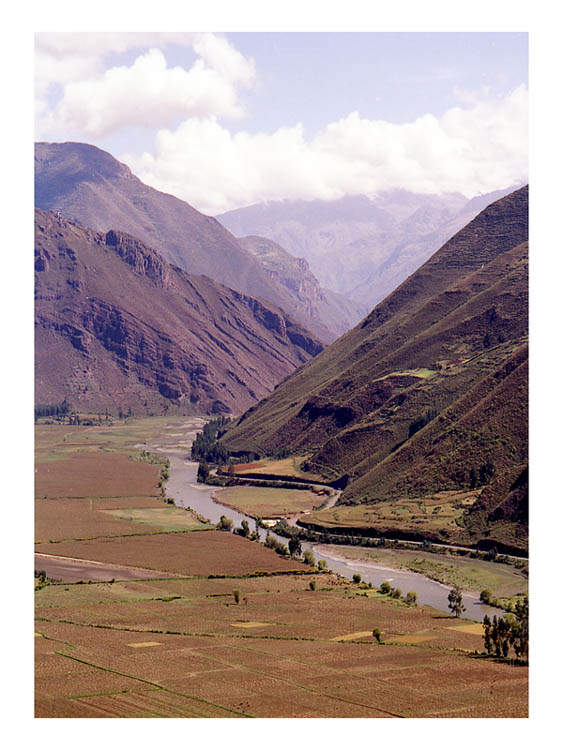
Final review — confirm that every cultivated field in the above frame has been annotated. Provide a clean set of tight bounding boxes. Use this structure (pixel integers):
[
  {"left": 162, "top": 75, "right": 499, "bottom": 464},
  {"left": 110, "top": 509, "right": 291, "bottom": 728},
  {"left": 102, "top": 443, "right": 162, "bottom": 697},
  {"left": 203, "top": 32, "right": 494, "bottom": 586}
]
[
  {"left": 215, "top": 485, "right": 325, "bottom": 518},
  {"left": 34, "top": 418, "right": 528, "bottom": 718},
  {"left": 305, "top": 489, "right": 480, "bottom": 540},
  {"left": 36, "top": 570, "right": 528, "bottom": 718},
  {"left": 231, "top": 456, "right": 323, "bottom": 481}
]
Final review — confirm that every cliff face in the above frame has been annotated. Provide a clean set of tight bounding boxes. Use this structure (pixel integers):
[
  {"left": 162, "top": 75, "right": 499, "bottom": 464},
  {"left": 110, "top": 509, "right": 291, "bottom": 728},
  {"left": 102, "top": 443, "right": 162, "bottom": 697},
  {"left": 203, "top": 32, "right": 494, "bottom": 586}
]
[{"left": 35, "top": 209, "right": 323, "bottom": 415}]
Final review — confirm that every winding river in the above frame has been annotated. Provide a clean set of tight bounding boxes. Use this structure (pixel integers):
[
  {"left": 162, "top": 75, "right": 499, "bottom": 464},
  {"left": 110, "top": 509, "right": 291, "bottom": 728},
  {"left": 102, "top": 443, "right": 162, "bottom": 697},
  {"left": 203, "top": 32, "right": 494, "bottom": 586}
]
[{"left": 148, "top": 420, "right": 503, "bottom": 622}]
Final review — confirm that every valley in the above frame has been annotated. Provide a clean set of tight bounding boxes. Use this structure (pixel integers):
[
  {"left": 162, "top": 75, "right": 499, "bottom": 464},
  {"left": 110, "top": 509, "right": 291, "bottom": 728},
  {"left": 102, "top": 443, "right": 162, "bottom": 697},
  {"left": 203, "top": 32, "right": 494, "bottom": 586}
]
[{"left": 35, "top": 416, "right": 528, "bottom": 718}]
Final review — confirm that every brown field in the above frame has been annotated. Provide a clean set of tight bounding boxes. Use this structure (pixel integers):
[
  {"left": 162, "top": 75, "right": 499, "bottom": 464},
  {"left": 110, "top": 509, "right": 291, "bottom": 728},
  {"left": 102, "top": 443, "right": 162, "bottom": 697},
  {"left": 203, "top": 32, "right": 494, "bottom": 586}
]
[
  {"left": 35, "top": 497, "right": 210, "bottom": 542},
  {"left": 215, "top": 485, "right": 323, "bottom": 518},
  {"left": 34, "top": 419, "right": 528, "bottom": 718},
  {"left": 232, "top": 456, "right": 323, "bottom": 481},
  {"left": 36, "top": 571, "right": 528, "bottom": 718},
  {"left": 35, "top": 531, "right": 309, "bottom": 577},
  {"left": 35, "top": 452, "right": 160, "bottom": 499}
]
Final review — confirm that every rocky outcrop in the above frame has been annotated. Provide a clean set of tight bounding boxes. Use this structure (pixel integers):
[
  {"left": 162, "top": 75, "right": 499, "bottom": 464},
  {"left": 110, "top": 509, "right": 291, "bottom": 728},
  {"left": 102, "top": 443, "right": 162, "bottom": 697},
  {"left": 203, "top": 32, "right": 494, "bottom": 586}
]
[{"left": 35, "top": 209, "right": 323, "bottom": 415}]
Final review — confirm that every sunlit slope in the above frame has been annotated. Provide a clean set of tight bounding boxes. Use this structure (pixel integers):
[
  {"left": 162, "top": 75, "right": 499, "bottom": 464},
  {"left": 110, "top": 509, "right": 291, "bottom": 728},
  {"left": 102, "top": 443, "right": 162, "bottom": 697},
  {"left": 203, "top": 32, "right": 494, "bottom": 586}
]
[{"left": 222, "top": 187, "right": 528, "bottom": 548}]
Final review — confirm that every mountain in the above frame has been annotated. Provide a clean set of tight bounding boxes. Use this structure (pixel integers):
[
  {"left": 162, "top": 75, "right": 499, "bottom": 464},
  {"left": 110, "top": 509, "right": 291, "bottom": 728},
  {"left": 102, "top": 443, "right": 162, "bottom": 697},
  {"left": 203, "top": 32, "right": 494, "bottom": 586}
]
[
  {"left": 238, "top": 236, "right": 366, "bottom": 337},
  {"left": 216, "top": 186, "right": 522, "bottom": 310},
  {"left": 221, "top": 187, "right": 529, "bottom": 552},
  {"left": 35, "top": 141, "right": 350, "bottom": 342},
  {"left": 35, "top": 208, "right": 323, "bottom": 415}
]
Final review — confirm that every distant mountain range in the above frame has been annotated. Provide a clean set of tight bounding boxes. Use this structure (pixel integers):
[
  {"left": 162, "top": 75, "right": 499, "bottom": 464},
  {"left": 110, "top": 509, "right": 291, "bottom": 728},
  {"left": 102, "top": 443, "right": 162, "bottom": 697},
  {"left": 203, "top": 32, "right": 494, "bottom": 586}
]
[
  {"left": 35, "top": 208, "right": 323, "bottom": 415},
  {"left": 222, "top": 187, "right": 529, "bottom": 553},
  {"left": 217, "top": 186, "right": 523, "bottom": 310},
  {"left": 35, "top": 142, "right": 363, "bottom": 341}
]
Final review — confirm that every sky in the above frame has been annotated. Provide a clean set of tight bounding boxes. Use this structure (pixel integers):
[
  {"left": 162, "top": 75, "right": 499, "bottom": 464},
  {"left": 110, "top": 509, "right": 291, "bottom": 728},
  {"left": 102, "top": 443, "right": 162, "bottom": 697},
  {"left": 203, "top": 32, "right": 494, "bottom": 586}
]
[{"left": 35, "top": 31, "right": 528, "bottom": 215}]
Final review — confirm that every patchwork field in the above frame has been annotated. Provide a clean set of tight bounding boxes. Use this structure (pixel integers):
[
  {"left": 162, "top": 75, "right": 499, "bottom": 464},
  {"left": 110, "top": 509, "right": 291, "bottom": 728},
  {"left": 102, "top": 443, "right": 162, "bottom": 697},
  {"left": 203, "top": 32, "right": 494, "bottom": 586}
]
[
  {"left": 35, "top": 570, "right": 528, "bottom": 718},
  {"left": 34, "top": 419, "right": 528, "bottom": 718},
  {"left": 304, "top": 489, "right": 481, "bottom": 540},
  {"left": 214, "top": 485, "right": 326, "bottom": 518}
]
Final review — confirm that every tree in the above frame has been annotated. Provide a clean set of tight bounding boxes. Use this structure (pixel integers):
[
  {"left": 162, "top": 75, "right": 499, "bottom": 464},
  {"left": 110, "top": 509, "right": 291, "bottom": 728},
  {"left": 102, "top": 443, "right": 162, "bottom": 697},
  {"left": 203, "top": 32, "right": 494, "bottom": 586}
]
[
  {"left": 480, "top": 589, "right": 492, "bottom": 605},
  {"left": 352, "top": 573, "right": 362, "bottom": 584},
  {"left": 197, "top": 460, "right": 210, "bottom": 483},
  {"left": 235, "top": 519, "right": 250, "bottom": 537},
  {"left": 216, "top": 515, "right": 233, "bottom": 532},
  {"left": 317, "top": 559, "right": 327, "bottom": 571},
  {"left": 288, "top": 537, "right": 302, "bottom": 557},
  {"left": 309, "top": 580, "right": 316, "bottom": 591},
  {"left": 379, "top": 581, "right": 392, "bottom": 595},
  {"left": 372, "top": 628, "right": 382, "bottom": 643},
  {"left": 405, "top": 591, "right": 418, "bottom": 606},
  {"left": 448, "top": 585, "right": 466, "bottom": 617},
  {"left": 303, "top": 550, "right": 316, "bottom": 567},
  {"left": 233, "top": 589, "right": 241, "bottom": 604}
]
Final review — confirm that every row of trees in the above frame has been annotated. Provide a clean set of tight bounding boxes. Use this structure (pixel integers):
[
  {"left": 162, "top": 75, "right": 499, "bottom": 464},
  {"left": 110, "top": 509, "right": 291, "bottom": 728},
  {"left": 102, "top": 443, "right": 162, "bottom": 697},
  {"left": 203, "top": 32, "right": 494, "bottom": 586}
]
[
  {"left": 483, "top": 598, "right": 528, "bottom": 661},
  {"left": 190, "top": 417, "right": 232, "bottom": 464}
]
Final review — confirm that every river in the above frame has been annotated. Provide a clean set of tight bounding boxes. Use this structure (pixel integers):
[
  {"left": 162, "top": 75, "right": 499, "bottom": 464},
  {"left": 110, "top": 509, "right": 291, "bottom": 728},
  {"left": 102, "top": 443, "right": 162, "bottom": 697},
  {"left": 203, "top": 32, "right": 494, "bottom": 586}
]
[{"left": 147, "top": 420, "right": 502, "bottom": 622}]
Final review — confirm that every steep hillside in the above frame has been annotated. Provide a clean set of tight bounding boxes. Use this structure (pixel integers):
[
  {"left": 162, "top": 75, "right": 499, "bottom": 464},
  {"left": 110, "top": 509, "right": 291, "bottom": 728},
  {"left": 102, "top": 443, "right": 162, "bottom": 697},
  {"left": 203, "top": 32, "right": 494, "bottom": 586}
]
[
  {"left": 35, "top": 209, "right": 323, "bottom": 415},
  {"left": 35, "top": 141, "right": 349, "bottom": 342},
  {"left": 222, "top": 187, "right": 529, "bottom": 552},
  {"left": 238, "top": 236, "right": 366, "bottom": 337},
  {"left": 217, "top": 186, "right": 521, "bottom": 309}
]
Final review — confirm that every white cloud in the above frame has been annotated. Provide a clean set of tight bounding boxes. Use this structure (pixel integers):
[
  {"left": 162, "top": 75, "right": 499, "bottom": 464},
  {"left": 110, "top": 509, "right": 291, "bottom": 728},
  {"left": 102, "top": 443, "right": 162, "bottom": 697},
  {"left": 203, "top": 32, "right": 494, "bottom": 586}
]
[
  {"left": 121, "top": 85, "right": 528, "bottom": 215},
  {"left": 35, "top": 33, "right": 255, "bottom": 138}
]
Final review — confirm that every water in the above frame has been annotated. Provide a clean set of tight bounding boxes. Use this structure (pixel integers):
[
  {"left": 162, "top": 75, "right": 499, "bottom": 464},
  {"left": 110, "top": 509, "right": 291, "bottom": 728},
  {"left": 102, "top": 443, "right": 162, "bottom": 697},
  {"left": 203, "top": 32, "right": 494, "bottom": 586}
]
[{"left": 148, "top": 421, "right": 501, "bottom": 622}]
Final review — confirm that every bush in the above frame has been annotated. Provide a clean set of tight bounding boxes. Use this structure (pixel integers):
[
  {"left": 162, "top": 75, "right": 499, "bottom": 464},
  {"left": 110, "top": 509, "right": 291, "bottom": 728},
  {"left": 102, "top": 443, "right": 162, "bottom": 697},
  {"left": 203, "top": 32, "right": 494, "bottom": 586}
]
[
  {"left": 480, "top": 589, "right": 492, "bottom": 605},
  {"left": 309, "top": 580, "right": 317, "bottom": 591},
  {"left": 303, "top": 550, "right": 316, "bottom": 567},
  {"left": 391, "top": 587, "right": 402, "bottom": 599},
  {"left": 405, "top": 591, "right": 418, "bottom": 606},
  {"left": 379, "top": 581, "right": 392, "bottom": 595},
  {"left": 233, "top": 589, "right": 241, "bottom": 604},
  {"left": 372, "top": 627, "right": 382, "bottom": 643},
  {"left": 216, "top": 515, "right": 234, "bottom": 532},
  {"left": 352, "top": 573, "right": 362, "bottom": 584}
]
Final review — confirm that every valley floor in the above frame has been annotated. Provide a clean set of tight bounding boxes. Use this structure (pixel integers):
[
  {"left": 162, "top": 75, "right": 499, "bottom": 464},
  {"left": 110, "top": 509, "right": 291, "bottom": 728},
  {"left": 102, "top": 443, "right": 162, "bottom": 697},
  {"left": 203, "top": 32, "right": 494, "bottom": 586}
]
[{"left": 34, "top": 417, "right": 528, "bottom": 718}]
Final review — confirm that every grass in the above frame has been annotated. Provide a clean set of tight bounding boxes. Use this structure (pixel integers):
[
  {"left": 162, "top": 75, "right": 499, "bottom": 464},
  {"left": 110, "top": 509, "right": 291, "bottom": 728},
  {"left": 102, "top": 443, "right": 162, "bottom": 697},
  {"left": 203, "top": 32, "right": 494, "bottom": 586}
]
[
  {"left": 214, "top": 485, "right": 324, "bottom": 518},
  {"left": 100, "top": 507, "right": 213, "bottom": 532},
  {"left": 306, "top": 489, "right": 479, "bottom": 538},
  {"left": 313, "top": 544, "right": 528, "bottom": 603},
  {"left": 233, "top": 456, "right": 323, "bottom": 481}
]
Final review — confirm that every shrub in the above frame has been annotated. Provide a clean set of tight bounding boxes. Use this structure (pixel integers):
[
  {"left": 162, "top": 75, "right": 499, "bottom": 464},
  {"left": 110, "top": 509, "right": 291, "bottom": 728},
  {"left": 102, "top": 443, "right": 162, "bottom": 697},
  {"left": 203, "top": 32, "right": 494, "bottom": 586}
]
[
  {"left": 352, "top": 573, "right": 362, "bottom": 584},
  {"left": 372, "top": 627, "right": 382, "bottom": 643},
  {"left": 480, "top": 589, "right": 492, "bottom": 605},
  {"left": 405, "top": 591, "right": 418, "bottom": 605},
  {"left": 317, "top": 559, "right": 327, "bottom": 570},
  {"left": 216, "top": 515, "right": 234, "bottom": 532},
  {"left": 233, "top": 589, "right": 241, "bottom": 604},
  {"left": 303, "top": 550, "right": 316, "bottom": 567},
  {"left": 309, "top": 580, "right": 317, "bottom": 591},
  {"left": 391, "top": 587, "right": 402, "bottom": 599},
  {"left": 379, "top": 581, "right": 392, "bottom": 595}
]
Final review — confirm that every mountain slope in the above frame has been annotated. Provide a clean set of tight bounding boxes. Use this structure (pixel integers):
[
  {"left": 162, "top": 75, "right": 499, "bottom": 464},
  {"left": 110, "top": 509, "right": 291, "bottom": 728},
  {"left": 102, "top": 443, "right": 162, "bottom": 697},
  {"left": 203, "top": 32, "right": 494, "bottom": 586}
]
[
  {"left": 238, "top": 235, "right": 366, "bottom": 337},
  {"left": 222, "top": 187, "right": 529, "bottom": 552},
  {"left": 35, "top": 208, "right": 323, "bottom": 415},
  {"left": 35, "top": 141, "right": 347, "bottom": 342},
  {"left": 217, "top": 186, "right": 522, "bottom": 309}
]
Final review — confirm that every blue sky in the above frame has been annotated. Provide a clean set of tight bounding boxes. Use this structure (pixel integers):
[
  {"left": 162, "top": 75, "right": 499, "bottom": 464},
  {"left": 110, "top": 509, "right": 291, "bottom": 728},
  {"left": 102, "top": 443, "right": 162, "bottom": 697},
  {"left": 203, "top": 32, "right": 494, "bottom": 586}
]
[{"left": 35, "top": 31, "right": 528, "bottom": 213}]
